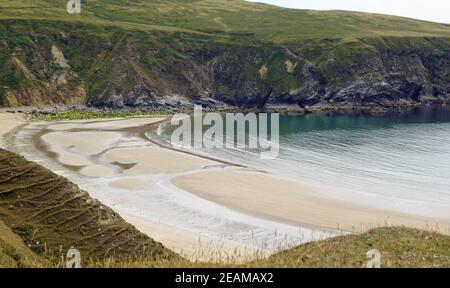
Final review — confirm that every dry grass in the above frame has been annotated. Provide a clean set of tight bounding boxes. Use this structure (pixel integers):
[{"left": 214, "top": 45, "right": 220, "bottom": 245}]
[
  {"left": 46, "top": 227, "right": 450, "bottom": 268},
  {"left": 0, "top": 219, "right": 49, "bottom": 268},
  {"left": 3, "top": 222, "right": 448, "bottom": 268}
]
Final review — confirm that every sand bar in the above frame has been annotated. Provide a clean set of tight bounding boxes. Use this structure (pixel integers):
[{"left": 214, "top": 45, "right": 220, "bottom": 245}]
[
  {"left": 42, "top": 131, "right": 123, "bottom": 155},
  {"left": 41, "top": 131, "right": 123, "bottom": 167}
]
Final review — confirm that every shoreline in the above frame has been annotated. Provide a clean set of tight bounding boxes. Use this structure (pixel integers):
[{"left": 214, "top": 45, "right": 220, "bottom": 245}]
[
  {"left": 4, "top": 102, "right": 450, "bottom": 121},
  {"left": 3, "top": 112, "right": 450, "bottom": 261}
]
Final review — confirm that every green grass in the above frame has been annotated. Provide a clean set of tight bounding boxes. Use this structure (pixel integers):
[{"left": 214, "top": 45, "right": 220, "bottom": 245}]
[
  {"left": 0, "top": 0, "right": 450, "bottom": 43},
  {"left": 34, "top": 110, "right": 170, "bottom": 121}
]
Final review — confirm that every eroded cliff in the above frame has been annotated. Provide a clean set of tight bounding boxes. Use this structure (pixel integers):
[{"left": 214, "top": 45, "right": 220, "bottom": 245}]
[{"left": 1, "top": 20, "right": 450, "bottom": 111}]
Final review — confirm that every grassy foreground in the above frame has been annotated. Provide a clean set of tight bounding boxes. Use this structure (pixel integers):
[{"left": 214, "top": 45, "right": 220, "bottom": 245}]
[
  {"left": 2, "top": 225, "right": 449, "bottom": 268},
  {"left": 91, "top": 227, "right": 450, "bottom": 268}
]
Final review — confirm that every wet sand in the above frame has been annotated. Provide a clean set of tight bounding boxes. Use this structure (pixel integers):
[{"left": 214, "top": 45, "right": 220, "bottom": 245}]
[{"left": 9, "top": 116, "right": 450, "bottom": 261}]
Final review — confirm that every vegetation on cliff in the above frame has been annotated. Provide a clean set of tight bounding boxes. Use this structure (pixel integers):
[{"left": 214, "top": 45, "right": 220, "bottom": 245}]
[
  {"left": 0, "top": 0, "right": 450, "bottom": 110},
  {"left": 0, "top": 0, "right": 449, "bottom": 109}
]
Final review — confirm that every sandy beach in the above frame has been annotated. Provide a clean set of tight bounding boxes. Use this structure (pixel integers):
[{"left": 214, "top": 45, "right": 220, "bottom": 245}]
[
  {"left": 6, "top": 115, "right": 450, "bottom": 260},
  {"left": 0, "top": 111, "right": 26, "bottom": 148},
  {"left": 173, "top": 171, "right": 450, "bottom": 234}
]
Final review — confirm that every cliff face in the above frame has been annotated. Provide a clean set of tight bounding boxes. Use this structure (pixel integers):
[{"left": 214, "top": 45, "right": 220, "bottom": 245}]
[
  {"left": 0, "top": 25, "right": 86, "bottom": 107},
  {"left": 1, "top": 21, "right": 450, "bottom": 110}
]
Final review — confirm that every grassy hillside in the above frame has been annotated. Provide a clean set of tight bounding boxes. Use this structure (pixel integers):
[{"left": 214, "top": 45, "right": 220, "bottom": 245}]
[
  {"left": 261, "top": 227, "right": 450, "bottom": 268},
  {"left": 1, "top": 0, "right": 450, "bottom": 43},
  {"left": 0, "top": 219, "right": 46, "bottom": 267},
  {"left": 0, "top": 0, "right": 449, "bottom": 109},
  {"left": 0, "top": 148, "right": 175, "bottom": 266}
]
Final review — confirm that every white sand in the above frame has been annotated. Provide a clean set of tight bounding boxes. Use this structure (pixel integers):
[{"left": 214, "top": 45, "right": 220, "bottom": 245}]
[
  {"left": 102, "top": 146, "right": 216, "bottom": 175},
  {"left": 42, "top": 131, "right": 122, "bottom": 155},
  {"left": 173, "top": 171, "right": 450, "bottom": 235}
]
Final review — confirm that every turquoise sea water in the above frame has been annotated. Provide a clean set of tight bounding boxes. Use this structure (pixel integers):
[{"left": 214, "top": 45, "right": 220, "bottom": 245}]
[{"left": 159, "top": 107, "right": 450, "bottom": 218}]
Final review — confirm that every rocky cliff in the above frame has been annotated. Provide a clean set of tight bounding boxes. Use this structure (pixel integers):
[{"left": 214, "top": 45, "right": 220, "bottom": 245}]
[{"left": 1, "top": 20, "right": 450, "bottom": 111}]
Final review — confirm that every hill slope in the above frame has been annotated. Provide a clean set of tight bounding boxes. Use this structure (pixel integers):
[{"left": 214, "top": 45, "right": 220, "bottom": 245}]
[
  {"left": 0, "top": 219, "right": 46, "bottom": 267},
  {"left": 1, "top": 0, "right": 450, "bottom": 42},
  {"left": 0, "top": 148, "right": 175, "bottom": 266},
  {"left": 261, "top": 227, "right": 450, "bottom": 268},
  {"left": 0, "top": 0, "right": 450, "bottom": 109}
]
